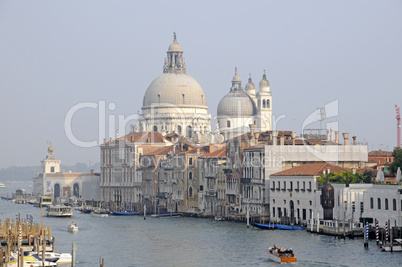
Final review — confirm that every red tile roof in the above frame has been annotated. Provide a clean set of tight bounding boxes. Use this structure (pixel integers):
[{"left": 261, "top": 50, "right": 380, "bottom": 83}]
[
  {"left": 368, "top": 150, "right": 393, "bottom": 157},
  {"left": 199, "top": 148, "right": 227, "bottom": 158},
  {"left": 271, "top": 162, "right": 348, "bottom": 176}
]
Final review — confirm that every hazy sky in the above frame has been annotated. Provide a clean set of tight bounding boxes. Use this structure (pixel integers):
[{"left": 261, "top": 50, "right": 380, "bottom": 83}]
[{"left": 0, "top": 0, "right": 401, "bottom": 169}]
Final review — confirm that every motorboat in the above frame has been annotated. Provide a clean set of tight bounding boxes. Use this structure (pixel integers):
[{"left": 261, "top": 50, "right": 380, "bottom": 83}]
[
  {"left": 214, "top": 216, "right": 225, "bottom": 221},
  {"left": 382, "top": 239, "right": 402, "bottom": 252},
  {"left": 91, "top": 210, "right": 109, "bottom": 217},
  {"left": 8, "top": 253, "right": 57, "bottom": 266},
  {"left": 267, "top": 246, "right": 297, "bottom": 264},
  {"left": 151, "top": 212, "right": 182, "bottom": 218},
  {"left": 0, "top": 182, "right": 5, "bottom": 188},
  {"left": 25, "top": 251, "right": 72, "bottom": 264},
  {"left": 46, "top": 205, "right": 73, "bottom": 217},
  {"left": 68, "top": 221, "right": 78, "bottom": 233}
]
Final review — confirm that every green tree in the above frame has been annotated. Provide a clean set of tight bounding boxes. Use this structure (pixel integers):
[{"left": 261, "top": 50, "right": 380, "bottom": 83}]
[
  {"left": 318, "top": 170, "right": 370, "bottom": 185},
  {"left": 389, "top": 147, "right": 402, "bottom": 175}
]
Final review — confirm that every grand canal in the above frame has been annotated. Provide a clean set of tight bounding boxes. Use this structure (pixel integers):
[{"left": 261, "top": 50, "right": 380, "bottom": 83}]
[{"left": 1, "top": 183, "right": 401, "bottom": 266}]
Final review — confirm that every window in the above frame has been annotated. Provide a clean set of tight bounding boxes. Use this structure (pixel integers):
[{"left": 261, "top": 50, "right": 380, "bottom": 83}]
[
  {"left": 272, "top": 181, "right": 275, "bottom": 189},
  {"left": 267, "top": 99, "right": 270, "bottom": 108},
  {"left": 283, "top": 181, "right": 286, "bottom": 190},
  {"left": 302, "top": 181, "right": 305, "bottom": 191},
  {"left": 189, "top": 171, "right": 193, "bottom": 180},
  {"left": 370, "top": 197, "right": 374, "bottom": 209},
  {"left": 272, "top": 207, "right": 275, "bottom": 218},
  {"left": 309, "top": 201, "right": 312, "bottom": 206},
  {"left": 385, "top": 198, "right": 389, "bottom": 210},
  {"left": 290, "top": 181, "right": 293, "bottom": 191},
  {"left": 393, "top": 199, "right": 396, "bottom": 211},
  {"left": 153, "top": 126, "right": 158, "bottom": 132},
  {"left": 177, "top": 125, "right": 182, "bottom": 135},
  {"left": 189, "top": 157, "right": 193, "bottom": 165},
  {"left": 263, "top": 99, "right": 266, "bottom": 108},
  {"left": 227, "top": 120, "right": 231, "bottom": 128},
  {"left": 189, "top": 187, "right": 193, "bottom": 198},
  {"left": 200, "top": 185, "right": 203, "bottom": 191},
  {"left": 186, "top": 126, "right": 192, "bottom": 138},
  {"left": 309, "top": 181, "right": 312, "bottom": 191},
  {"left": 50, "top": 166, "right": 55, "bottom": 173},
  {"left": 378, "top": 198, "right": 381, "bottom": 209}
]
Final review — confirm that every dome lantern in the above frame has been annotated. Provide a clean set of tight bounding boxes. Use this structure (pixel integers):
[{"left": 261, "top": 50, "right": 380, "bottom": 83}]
[
  {"left": 164, "top": 32, "right": 186, "bottom": 74},
  {"left": 259, "top": 70, "right": 271, "bottom": 92}
]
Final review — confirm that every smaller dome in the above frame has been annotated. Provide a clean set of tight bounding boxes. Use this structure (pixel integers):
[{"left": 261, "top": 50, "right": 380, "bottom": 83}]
[
  {"left": 245, "top": 76, "right": 256, "bottom": 93},
  {"left": 217, "top": 91, "right": 256, "bottom": 117},
  {"left": 259, "top": 72, "right": 270, "bottom": 92},
  {"left": 168, "top": 32, "right": 182, "bottom": 52},
  {"left": 168, "top": 42, "right": 182, "bottom": 52},
  {"left": 232, "top": 67, "right": 241, "bottom": 83}
]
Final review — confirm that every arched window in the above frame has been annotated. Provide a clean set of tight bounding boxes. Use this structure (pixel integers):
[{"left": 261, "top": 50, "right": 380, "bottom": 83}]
[
  {"left": 54, "top": 184, "right": 60, "bottom": 198},
  {"left": 189, "top": 186, "right": 193, "bottom": 198},
  {"left": 262, "top": 99, "right": 266, "bottom": 108},
  {"left": 73, "top": 183, "right": 79, "bottom": 197},
  {"left": 393, "top": 199, "right": 397, "bottom": 211},
  {"left": 153, "top": 126, "right": 158, "bottom": 132},
  {"left": 377, "top": 198, "right": 381, "bottom": 209},
  {"left": 189, "top": 171, "right": 193, "bottom": 180},
  {"left": 186, "top": 125, "right": 192, "bottom": 138},
  {"left": 267, "top": 99, "right": 270, "bottom": 108},
  {"left": 177, "top": 125, "right": 182, "bottom": 135},
  {"left": 370, "top": 197, "right": 373, "bottom": 209}
]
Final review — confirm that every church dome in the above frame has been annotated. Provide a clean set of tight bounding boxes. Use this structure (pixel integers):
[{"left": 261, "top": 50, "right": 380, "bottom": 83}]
[
  {"left": 217, "top": 92, "right": 256, "bottom": 117},
  {"left": 143, "top": 73, "right": 207, "bottom": 107},
  {"left": 259, "top": 72, "right": 270, "bottom": 92},
  {"left": 142, "top": 33, "right": 208, "bottom": 109}
]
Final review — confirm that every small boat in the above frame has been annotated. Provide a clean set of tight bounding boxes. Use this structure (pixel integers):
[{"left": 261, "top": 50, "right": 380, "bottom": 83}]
[
  {"left": 26, "top": 251, "right": 72, "bottom": 264},
  {"left": 0, "top": 182, "right": 6, "bottom": 188},
  {"left": 251, "top": 222, "right": 278, "bottom": 229},
  {"left": 382, "top": 239, "right": 402, "bottom": 252},
  {"left": 46, "top": 205, "right": 73, "bottom": 217},
  {"left": 110, "top": 211, "right": 136, "bottom": 216},
  {"left": 151, "top": 212, "right": 182, "bottom": 218},
  {"left": 267, "top": 246, "right": 297, "bottom": 264},
  {"left": 8, "top": 253, "right": 57, "bottom": 266},
  {"left": 91, "top": 210, "right": 109, "bottom": 217},
  {"left": 68, "top": 221, "right": 78, "bottom": 233},
  {"left": 214, "top": 216, "right": 225, "bottom": 221},
  {"left": 277, "top": 224, "right": 304, "bottom": 230}
]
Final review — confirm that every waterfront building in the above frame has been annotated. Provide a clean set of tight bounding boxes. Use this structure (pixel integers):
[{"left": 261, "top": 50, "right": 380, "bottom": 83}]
[
  {"left": 269, "top": 162, "right": 346, "bottom": 224},
  {"left": 33, "top": 146, "right": 100, "bottom": 202},
  {"left": 138, "top": 33, "right": 212, "bottom": 142},
  {"left": 99, "top": 131, "right": 171, "bottom": 209},
  {"left": 241, "top": 144, "right": 267, "bottom": 216},
  {"left": 198, "top": 147, "right": 227, "bottom": 216}
]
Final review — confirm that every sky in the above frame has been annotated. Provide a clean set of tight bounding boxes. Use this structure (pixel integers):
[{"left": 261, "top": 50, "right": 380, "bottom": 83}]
[{"left": 0, "top": 0, "right": 401, "bottom": 169}]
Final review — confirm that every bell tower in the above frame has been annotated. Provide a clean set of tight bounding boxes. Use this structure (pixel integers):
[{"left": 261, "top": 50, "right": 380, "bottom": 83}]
[{"left": 256, "top": 71, "right": 272, "bottom": 131}]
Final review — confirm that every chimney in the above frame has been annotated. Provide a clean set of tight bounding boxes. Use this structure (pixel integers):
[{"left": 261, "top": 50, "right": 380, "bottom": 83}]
[
  {"left": 342, "top": 133, "right": 350, "bottom": 146},
  {"left": 335, "top": 131, "right": 339, "bottom": 144},
  {"left": 326, "top": 130, "right": 330, "bottom": 141},
  {"left": 249, "top": 124, "right": 256, "bottom": 136},
  {"left": 352, "top": 136, "right": 357, "bottom": 146},
  {"left": 110, "top": 137, "right": 113, "bottom": 143},
  {"left": 330, "top": 128, "right": 334, "bottom": 141},
  {"left": 104, "top": 138, "right": 107, "bottom": 144},
  {"left": 291, "top": 132, "right": 296, "bottom": 146},
  {"left": 280, "top": 136, "right": 285, "bottom": 146},
  {"left": 272, "top": 131, "right": 278, "bottom": 146}
]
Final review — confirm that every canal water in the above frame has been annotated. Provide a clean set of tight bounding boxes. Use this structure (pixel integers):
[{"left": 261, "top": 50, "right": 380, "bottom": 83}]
[{"left": 1, "top": 183, "right": 401, "bottom": 266}]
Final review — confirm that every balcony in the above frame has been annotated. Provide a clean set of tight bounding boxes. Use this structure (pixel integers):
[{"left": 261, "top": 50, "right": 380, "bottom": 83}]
[
  {"left": 205, "top": 191, "right": 216, "bottom": 197},
  {"left": 226, "top": 189, "right": 236, "bottom": 195},
  {"left": 205, "top": 172, "right": 217, "bottom": 178},
  {"left": 270, "top": 187, "right": 275, "bottom": 191},
  {"left": 276, "top": 188, "right": 280, "bottom": 191}
]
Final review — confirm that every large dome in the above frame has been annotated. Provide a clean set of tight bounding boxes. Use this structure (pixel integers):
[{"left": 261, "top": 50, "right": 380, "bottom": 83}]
[
  {"left": 143, "top": 73, "right": 207, "bottom": 108},
  {"left": 217, "top": 91, "right": 256, "bottom": 117}
]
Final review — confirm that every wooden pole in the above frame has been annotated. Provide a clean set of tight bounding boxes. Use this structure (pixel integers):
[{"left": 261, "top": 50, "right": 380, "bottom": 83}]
[
  {"left": 0, "top": 248, "right": 3, "bottom": 267},
  {"left": 72, "top": 242, "right": 77, "bottom": 267}
]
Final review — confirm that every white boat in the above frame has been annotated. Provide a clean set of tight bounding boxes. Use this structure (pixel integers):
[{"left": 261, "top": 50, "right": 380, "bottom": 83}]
[
  {"left": 91, "top": 210, "right": 109, "bottom": 217},
  {"left": 25, "top": 251, "right": 72, "bottom": 264},
  {"left": 46, "top": 205, "right": 73, "bottom": 217},
  {"left": 0, "top": 182, "right": 5, "bottom": 188},
  {"left": 267, "top": 246, "right": 297, "bottom": 264},
  {"left": 382, "top": 239, "right": 402, "bottom": 252},
  {"left": 68, "top": 221, "right": 78, "bottom": 233},
  {"left": 8, "top": 253, "right": 57, "bottom": 266}
]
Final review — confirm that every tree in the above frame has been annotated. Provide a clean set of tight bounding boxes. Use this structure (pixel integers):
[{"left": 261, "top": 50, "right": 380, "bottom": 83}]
[
  {"left": 318, "top": 170, "right": 370, "bottom": 185},
  {"left": 389, "top": 147, "right": 402, "bottom": 175}
]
